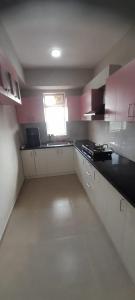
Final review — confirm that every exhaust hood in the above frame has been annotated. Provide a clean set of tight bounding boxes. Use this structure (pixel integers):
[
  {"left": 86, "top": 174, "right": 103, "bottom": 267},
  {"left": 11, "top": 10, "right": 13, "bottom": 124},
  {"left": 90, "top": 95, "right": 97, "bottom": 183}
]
[
  {"left": 83, "top": 103, "right": 105, "bottom": 117},
  {"left": 84, "top": 111, "right": 95, "bottom": 116},
  {"left": 83, "top": 86, "right": 105, "bottom": 119}
]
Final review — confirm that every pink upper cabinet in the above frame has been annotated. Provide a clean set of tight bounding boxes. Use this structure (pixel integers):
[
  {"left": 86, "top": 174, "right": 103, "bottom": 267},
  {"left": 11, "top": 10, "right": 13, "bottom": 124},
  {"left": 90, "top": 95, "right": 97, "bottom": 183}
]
[
  {"left": 105, "top": 75, "right": 118, "bottom": 121},
  {"left": 81, "top": 90, "right": 92, "bottom": 118},
  {"left": 67, "top": 96, "right": 81, "bottom": 121},
  {"left": 115, "top": 60, "right": 135, "bottom": 121},
  {"left": 16, "top": 96, "right": 45, "bottom": 123},
  {"left": 105, "top": 59, "right": 135, "bottom": 122}
]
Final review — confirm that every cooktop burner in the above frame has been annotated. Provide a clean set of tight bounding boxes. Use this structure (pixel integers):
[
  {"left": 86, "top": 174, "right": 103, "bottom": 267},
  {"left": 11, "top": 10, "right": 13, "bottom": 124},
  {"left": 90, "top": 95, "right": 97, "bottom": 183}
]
[{"left": 82, "top": 143, "right": 112, "bottom": 160}]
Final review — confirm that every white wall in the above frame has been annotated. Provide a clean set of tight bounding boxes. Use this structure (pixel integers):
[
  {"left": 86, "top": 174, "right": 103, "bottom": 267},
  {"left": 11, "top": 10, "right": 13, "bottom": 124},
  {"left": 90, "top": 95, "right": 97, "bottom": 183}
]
[
  {"left": 0, "top": 105, "right": 24, "bottom": 239},
  {"left": 0, "top": 21, "right": 24, "bottom": 239},
  {"left": 88, "top": 121, "right": 135, "bottom": 162}
]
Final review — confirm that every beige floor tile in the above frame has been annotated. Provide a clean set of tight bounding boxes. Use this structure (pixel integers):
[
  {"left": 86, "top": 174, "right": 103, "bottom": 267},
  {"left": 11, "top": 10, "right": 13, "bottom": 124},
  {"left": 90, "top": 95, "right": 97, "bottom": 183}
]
[{"left": 0, "top": 174, "right": 135, "bottom": 299}]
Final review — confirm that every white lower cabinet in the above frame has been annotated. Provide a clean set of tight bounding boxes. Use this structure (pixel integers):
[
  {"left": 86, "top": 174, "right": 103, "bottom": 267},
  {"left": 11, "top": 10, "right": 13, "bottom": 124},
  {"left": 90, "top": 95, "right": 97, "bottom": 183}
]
[
  {"left": 83, "top": 158, "right": 95, "bottom": 200},
  {"left": 74, "top": 148, "right": 85, "bottom": 183},
  {"left": 21, "top": 150, "right": 36, "bottom": 177},
  {"left": 21, "top": 146, "right": 74, "bottom": 178},
  {"left": 104, "top": 181, "right": 127, "bottom": 256},
  {"left": 47, "top": 147, "right": 74, "bottom": 175},
  {"left": 75, "top": 147, "right": 135, "bottom": 284},
  {"left": 47, "top": 148, "right": 61, "bottom": 175},
  {"left": 93, "top": 171, "right": 127, "bottom": 256},
  {"left": 34, "top": 149, "right": 48, "bottom": 176},
  {"left": 74, "top": 149, "right": 95, "bottom": 203},
  {"left": 93, "top": 170, "right": 108, "bottom": 227},
  {"left": 61, "top": 147, "right": 74, "bottom": 173},
  {"left": 122, "top": 202, "right": 135, "bottom": 283}
]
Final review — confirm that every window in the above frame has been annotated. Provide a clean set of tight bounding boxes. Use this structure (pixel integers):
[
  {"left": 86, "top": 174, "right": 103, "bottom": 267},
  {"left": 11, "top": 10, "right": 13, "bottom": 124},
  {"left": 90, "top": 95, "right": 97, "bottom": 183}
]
[{"left": 43, "top": 93, "right": 68, "bottom": 136}]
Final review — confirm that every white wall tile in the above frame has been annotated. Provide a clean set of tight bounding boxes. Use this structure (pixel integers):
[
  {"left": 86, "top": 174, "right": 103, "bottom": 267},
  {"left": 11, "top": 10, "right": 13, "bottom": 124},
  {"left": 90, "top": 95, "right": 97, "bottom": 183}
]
[{"left": 88, "top": 121, "right": 135, "bottom": 162}]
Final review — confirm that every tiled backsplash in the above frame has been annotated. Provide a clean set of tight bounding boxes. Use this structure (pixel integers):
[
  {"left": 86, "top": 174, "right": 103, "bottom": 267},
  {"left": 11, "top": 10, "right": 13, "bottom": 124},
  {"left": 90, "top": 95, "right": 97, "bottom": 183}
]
[
  {"left": 66, "top": 121, "right": 88, "bottom": 141},
  {"left": 21, "top": 120, "right": 135, "bottom": 162},
  {"left": 20, "top": 123, "right": 48, "bottom": 145},
  {"left": 88, "top": 121, "right": 135, "bottom": 162},
  {"left": 20, "top": 121, "right": 88, "bottom": 144}
]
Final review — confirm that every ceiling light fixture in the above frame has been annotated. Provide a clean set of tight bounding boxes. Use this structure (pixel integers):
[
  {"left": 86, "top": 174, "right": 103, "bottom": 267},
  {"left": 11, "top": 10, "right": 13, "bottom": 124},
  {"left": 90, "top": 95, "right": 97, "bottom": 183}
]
[{"left": 51, "top": 48, "right": 62, "bottom": 58}]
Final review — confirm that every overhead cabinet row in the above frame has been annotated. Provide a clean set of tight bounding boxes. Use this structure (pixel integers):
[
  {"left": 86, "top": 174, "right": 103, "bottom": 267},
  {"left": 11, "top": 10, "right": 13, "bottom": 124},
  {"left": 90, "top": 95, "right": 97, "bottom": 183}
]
[
  {"left": 76, "top": 59, "right": 135, "bottom": 122},
  {"left": 83, "top": 59, "right": 135, "bottom": 122},
  {"left": 16, "top": 59, "right": 135, "bottom": 122},
  {"left": 16, "top": 91, "right": 105, "bottom": 123}
]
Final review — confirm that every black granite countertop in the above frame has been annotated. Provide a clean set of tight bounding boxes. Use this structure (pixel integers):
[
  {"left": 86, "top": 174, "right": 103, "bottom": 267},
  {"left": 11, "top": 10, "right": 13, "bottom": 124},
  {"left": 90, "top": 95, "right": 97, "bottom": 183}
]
[
  {"left": 75, "top": 141, "right": 135, "bottom": 208},
  {"left": 20, "top": 142, "right": 73, "bottom": 150}
]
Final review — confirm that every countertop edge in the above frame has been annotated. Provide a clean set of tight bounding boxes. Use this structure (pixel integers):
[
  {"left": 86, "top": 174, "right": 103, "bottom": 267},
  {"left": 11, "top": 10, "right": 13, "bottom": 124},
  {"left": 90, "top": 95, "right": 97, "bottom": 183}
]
[{"left": 20, "top": 144, "right": 74, "bottom": 150}]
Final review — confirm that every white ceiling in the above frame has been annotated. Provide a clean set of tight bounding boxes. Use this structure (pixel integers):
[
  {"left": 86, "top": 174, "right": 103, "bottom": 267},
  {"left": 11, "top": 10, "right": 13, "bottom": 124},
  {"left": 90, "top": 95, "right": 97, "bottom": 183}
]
[{"left": 1, "top": 1, "right": 131, "bottom": 68}]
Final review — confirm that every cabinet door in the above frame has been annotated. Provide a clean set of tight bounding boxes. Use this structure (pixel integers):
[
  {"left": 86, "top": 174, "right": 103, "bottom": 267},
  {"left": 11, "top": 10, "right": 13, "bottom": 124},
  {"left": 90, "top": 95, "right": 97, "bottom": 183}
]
[
  {"left": 6, "top": 71, "right": 14, "bottom": 96},
  {"left": 81, "top": 91, "right": 92, "bottom": 119},
  {"left": 47, "top": 147, "right": 74, "bottom": 175},
  {"left": 47, "top": 148, "right": 61, "bottom": 175},
  {"left": 115, "top": 61, "right": 135, "bottom": 121},
  {"left": 123, "top": 202, "right": 135, "bottom": 283},
  {"left": 105, "top": 183, "right": 127, "bottom": 255},
  {"left": 74, "top": 149, "right": 84, "bottom": 183},
  {"left": 105, "top": 75, "right": 117, "bottom": 121},
  {"left": 14, "top": 80, "right": 21, "bottom": 100},
  {"left": 93, "top": 171, "right": 108, "bottom": 225},
  {"left": 12, "top": 76, "right": 21, "bottom": 103},
  {"left": 21, "top": 150, "right": 36, "bottom": 177},
  {"left": 34, "top": 149, "right": 48, "bottom": 176},
  {"left": 59, "top": 147, "right": 74, "bottom": 173},
  {"left": 74, "top": 149, "right": 79, "bottom": 176},
  {"left": 0, "top": 65, "right": 6, "bottom": 92},
  {"left": 78, "top": 151, "right": 85, "bottom": 185},
  {"left": 83, "top": 159, "right": 95, "bottom": 198},
  {"left": 67, "top": 96, "right": 81, "bottom": 121}
]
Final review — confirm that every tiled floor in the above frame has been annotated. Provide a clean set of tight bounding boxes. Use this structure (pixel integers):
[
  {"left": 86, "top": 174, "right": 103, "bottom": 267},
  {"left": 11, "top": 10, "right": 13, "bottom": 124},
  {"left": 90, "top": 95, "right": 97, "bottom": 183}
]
[{"left": 0, "top": 174, "right": 135, "bottom": 299}]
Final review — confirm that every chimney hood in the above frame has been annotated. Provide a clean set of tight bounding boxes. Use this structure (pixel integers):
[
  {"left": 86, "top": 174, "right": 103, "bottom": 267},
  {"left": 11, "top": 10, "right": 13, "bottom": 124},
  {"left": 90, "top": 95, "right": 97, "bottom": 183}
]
[
  {"left": 83, "top": 86, "right": 105, "bottom": 120},
  {"left": 83, "top": 103, "right": 105, "bottom": 117}
]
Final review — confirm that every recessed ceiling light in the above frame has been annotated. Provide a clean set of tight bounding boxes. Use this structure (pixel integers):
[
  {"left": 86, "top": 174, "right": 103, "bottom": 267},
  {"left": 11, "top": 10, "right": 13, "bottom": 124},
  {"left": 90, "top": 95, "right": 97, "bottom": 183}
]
[{"left": 51, "top": 48, "right": 62, "bottom": 58}]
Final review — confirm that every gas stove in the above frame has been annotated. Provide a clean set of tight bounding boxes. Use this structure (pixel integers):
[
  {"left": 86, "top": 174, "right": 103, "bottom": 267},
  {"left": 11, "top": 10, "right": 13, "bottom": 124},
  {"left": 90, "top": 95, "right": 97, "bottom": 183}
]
[{"left": 82, "top": 143, "right": 112, "bottom": 160}]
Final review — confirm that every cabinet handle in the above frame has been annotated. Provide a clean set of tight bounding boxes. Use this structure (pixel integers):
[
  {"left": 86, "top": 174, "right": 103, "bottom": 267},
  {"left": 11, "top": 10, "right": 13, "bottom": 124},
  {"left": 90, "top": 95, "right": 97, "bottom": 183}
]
[
  {"left": 86, "top": 183, "right": 90, "bottom": 188},
  {"left": 133, "top": 103, "right": 135, "bottom": 117},
  {"left": 120, "top": 198, "right": 126, "bottom": 212},
  {"left": 128, "top": 103, "right": 134, "bottom": 117},
  {"left": 128, "top": 104, "right": 131, "bottom": 117},
  {"left": 34, "top": 151, "right": 37, "bottom": 156}
]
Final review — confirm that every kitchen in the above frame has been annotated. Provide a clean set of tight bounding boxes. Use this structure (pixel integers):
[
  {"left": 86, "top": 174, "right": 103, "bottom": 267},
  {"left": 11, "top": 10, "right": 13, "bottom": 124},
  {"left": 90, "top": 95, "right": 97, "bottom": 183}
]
[{"left": 1, "top": 1, "right": 135, "bottom": 299}]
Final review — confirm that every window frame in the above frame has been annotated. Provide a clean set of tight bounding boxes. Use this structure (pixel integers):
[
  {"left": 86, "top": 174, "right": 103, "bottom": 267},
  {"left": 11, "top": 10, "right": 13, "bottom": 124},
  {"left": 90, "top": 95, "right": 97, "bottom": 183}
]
[{"left": 43, "top": 92, "right": 68, "bottom": 137}]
